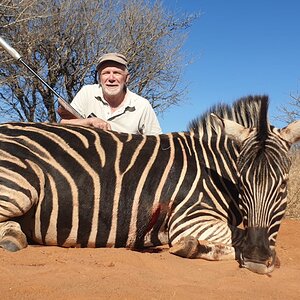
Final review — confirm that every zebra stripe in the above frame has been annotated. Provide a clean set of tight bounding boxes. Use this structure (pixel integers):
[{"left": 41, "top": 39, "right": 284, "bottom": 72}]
[{"left": 0, "top": 95, "right": 299, "bottom": 275}]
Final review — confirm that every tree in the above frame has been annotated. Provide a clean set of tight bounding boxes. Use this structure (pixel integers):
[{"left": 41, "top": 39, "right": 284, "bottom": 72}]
[
  {"left": 0, "top": 0, "right": 198, "bottom": 122},
  {"left": 277, "top": 91, "right": 300, "bottom": 124}
]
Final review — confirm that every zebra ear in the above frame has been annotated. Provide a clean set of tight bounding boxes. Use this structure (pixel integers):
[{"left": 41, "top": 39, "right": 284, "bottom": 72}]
[
  {"left": 211, "top": 113, "right": 253, "bottom": 144},
  {"left": 279, "top": 120, "right": 300, "bottom": 145}
]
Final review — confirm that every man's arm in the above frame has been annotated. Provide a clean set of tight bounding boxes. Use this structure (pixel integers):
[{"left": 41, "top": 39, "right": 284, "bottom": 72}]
[
  {"left": 60, "top": 117, "right": 112, "bottom": 130},
  {"left": 58, "top": 85, "right": 110, "bottom": 129},
  {"left": 140, "top": 102, "right": 162, "bottom": 135}
]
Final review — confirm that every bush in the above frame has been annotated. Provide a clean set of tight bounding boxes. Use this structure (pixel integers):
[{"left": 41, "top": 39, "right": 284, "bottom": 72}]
[{"left": 286, "top": 146, "right": 300, "bottom": 219}]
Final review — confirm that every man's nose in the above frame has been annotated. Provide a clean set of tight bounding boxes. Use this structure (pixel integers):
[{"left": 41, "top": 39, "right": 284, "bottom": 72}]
[{"left": 108, "top": 73, "right": 116, "bottom": 81}]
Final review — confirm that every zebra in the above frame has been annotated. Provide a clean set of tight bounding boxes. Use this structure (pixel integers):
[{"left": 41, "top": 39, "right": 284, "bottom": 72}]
[{"left": 0, "top": 95, "right": 299, "bottom": 274}]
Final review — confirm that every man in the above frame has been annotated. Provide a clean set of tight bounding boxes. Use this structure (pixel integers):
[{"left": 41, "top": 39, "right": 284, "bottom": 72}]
[{"left": 60, "top": 53, "right": 162, "bottom": 135}]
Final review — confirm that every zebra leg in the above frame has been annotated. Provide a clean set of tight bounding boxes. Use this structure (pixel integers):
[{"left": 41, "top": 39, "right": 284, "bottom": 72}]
[
  {"left": 168, "top": 220, "right": 245, "bottom": 261},
  {"left": 0, "top": 221, "right": 28, "bottom": 252},
  {"left": 169, "top": 236, "right": 238, "bottom": 260}
]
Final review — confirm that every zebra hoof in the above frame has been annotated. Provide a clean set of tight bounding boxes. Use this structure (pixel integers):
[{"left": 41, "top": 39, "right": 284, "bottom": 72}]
[
  {"left": 0, "top": 239, "right": 26, "bottom": 252},
  {"left": 169, "top": 236, "right": 199, "bottom": 259},
  {"left": 0, "top": 221, "right": 28, "bottom": 252}
]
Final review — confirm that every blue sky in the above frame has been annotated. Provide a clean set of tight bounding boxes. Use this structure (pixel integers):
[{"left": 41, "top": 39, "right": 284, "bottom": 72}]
[{"left": 158, "top": 0, "right": 300, "bottom": 133}]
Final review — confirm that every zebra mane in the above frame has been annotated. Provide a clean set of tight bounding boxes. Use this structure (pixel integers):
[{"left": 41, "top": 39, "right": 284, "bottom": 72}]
[
  {"left": 256, "top": 96, "right": 270, "bottom": 143},
  {"left": 188, "top": 95, "right": 269, "bottom": 135}
]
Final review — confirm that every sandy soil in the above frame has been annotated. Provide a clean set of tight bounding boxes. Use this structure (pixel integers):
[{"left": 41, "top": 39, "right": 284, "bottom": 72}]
[{"left": 0, "top": 219, "right": 299, "bottom": 300}]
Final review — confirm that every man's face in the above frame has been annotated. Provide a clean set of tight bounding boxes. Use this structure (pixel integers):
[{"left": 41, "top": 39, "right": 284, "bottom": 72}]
[{"left": 99, "top": 62, "right": 129, "bottom": 98}]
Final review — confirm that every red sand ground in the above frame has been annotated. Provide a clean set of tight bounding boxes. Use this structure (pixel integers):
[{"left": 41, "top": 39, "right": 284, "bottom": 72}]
[{"left": 0, "top": 219, "right": 299, "bottom": 300}]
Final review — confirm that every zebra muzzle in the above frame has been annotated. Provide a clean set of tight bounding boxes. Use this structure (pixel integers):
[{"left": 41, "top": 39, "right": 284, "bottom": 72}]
[{"left": 239, "top": 251, "right": 277, "bottom": 274}]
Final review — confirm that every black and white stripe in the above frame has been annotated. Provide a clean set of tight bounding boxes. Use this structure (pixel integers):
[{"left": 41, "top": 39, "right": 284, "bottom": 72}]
[{"left": 0, "top": 95, "right": 299, "bottom": 274}]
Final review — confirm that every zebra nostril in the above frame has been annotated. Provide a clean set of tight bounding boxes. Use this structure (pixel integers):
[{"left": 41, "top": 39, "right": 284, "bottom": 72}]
[{"left": 239, "top": 252, "right": 246, "bottom": 267}]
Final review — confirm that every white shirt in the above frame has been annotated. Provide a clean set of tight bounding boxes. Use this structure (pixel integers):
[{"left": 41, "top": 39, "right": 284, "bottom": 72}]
[{"left": 70, "top": 84, "right": 162, "bottom": 135}]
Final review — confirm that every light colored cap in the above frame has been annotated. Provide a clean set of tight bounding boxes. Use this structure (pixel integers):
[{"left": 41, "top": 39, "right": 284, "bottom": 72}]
[{"left": 96, "top": 53, "right": 128, "bottom": 70}]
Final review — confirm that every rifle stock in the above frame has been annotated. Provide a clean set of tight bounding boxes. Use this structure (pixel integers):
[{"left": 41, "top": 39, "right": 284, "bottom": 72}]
[{"left": 57, "top": 98, "right": 83, "bottom": 119}]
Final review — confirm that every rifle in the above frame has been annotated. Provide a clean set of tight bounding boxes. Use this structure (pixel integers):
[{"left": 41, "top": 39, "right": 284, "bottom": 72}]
[{"left": 0, "top": 36, "right": 83, "bottom": 120}]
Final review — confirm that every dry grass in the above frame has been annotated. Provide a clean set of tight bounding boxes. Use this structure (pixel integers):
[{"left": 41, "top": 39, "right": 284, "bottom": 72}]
[{"left": 286, "top": 147, "right": 300, "bottom": 219}]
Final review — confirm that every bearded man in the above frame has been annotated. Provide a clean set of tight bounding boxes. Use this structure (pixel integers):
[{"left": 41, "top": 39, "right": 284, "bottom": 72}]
[{"left": 61, "top": 53, "right": 162, "bottom": 135}]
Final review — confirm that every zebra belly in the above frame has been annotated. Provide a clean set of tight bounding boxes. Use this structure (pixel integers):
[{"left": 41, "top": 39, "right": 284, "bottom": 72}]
[{"left": 24, "top": 202, "right": 169, "bottom": 249}]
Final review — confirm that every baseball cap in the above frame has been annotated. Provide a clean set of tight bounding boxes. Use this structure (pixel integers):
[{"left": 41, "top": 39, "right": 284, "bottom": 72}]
[{"left": 96, "top": 53, "right": 128, "bottom": 70}]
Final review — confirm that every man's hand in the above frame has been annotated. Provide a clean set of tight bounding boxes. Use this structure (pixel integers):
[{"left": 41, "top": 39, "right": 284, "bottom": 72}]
[
  {"left": 86, "top": 117, "right": 112, "bottom": 130},
  {"left": 60, "top": 117, "right": 111, "bottom": 130}
]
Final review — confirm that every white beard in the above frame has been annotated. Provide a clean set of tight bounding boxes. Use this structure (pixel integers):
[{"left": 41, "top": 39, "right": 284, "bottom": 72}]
[{"left": 101, "top": 84, "right": 125, "bottom": 97}]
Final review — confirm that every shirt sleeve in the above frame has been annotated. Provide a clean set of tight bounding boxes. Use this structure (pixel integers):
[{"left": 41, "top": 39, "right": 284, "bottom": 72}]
[
  {"left": 139, "top": 102, "right": 162, "bottom": 135},
  {"left": 70, "top": 86, "right": 89, "bottom": 118}
]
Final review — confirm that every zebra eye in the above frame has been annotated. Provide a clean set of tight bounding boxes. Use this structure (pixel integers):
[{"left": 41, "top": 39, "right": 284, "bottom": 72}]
[{"left": 279, "top": 180, "right": 288, "bottom": 190}]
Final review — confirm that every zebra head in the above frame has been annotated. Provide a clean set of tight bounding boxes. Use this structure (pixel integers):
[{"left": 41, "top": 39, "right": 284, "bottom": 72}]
[{"left": 213, "top": 99, "right": 300, "bottom": 274}]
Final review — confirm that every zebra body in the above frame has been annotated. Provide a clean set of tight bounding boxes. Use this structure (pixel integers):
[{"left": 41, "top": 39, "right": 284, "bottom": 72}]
[
  {"left": 0, "top": 95, "right": 299, "bottom": 274},
  {"left": 0, "top": 125, "right": 236, "bottom": 249}
]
